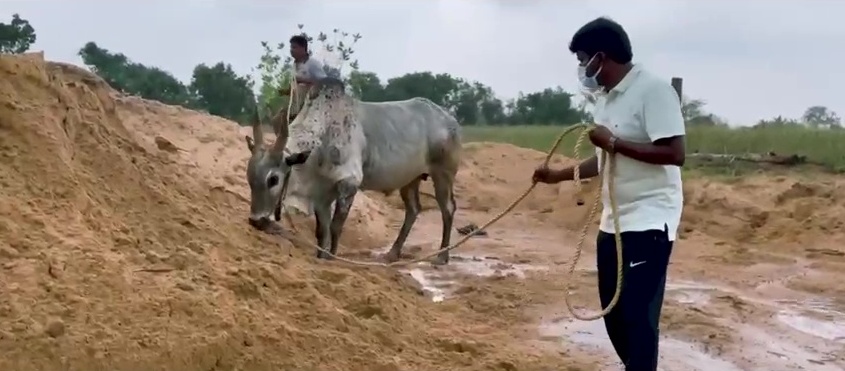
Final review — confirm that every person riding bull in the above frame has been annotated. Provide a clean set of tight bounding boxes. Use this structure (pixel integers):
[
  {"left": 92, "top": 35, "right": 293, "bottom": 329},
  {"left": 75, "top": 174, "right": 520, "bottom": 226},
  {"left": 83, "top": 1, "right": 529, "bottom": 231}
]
[
  {"left": 277, "top": 34, "right": 328, "bottom": 123},
  {"left": 532, "top": 17, "right": 686, "bottom": 371}
]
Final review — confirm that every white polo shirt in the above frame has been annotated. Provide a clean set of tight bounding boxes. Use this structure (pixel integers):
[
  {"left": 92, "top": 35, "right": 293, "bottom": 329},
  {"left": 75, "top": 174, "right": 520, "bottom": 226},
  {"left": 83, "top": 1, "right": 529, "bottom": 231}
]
[{"left": 592, "top": 64, "right": 685, "bottom": 241}]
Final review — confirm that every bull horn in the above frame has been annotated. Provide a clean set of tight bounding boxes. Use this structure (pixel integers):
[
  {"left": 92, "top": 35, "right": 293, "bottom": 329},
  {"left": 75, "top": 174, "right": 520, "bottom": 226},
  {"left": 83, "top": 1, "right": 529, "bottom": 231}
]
[
  {"left": 266, "top": 106, "right": 283, "bottom": 138},
  {"left": 251, "top": 102, "right": 263, "bottom": 154}
]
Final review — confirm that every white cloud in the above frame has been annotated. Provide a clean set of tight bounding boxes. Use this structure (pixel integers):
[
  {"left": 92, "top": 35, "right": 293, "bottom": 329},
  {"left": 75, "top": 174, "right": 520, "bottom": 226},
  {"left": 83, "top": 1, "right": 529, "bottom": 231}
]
[{"left": 2, "top": 0, "right": 842, "bottom": 125}]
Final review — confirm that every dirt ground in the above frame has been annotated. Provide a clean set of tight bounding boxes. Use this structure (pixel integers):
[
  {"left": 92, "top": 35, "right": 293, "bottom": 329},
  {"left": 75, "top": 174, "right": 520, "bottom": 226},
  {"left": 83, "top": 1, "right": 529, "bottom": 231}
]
[{"left": 1, "top": 52, "right": 843, "bottom": 371}]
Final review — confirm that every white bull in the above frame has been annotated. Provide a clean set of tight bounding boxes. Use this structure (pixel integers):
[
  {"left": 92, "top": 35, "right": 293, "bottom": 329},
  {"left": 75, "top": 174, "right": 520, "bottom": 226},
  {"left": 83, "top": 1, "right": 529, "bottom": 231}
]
[{"left": 244, "top": 77, "right": 462, "bottom": 265}]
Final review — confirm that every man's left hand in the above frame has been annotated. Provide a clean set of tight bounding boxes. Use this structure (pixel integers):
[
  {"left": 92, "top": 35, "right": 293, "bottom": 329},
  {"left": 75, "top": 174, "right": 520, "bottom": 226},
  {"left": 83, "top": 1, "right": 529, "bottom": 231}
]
[{"left": 588, "top": 125, "right": 615, "bottom": 151}]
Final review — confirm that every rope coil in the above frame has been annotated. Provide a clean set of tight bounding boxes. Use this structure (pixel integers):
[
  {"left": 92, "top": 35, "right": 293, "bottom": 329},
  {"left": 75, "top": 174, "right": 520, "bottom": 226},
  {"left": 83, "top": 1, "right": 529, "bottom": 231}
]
[{"left": 273, "top": 76, "right": 623, "bottom": 321}]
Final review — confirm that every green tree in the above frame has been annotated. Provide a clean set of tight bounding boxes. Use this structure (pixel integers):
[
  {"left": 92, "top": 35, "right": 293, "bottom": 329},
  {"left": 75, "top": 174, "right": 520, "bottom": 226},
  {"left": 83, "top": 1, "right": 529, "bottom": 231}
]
[
  {"left": 0, "top": 14, "right": 36, "bottom": 54},
  {"left": 681, "top": 97, "right": 706, "bottom": 122},
  {"left": 802, "top": 105, "right": 841, "bottom": 129},
  {"left": 377, "top": 72, "right": 511, "bottom": 125},
  {"left": 254, "top": 23, "right": 361, "bottom": 114},
  {"left": 450, "top": 81, "right": 506, "bottom": 125},
  {"left": 473, "top": 82, "right": 507, "bottom": 125},
  {"left": 505, "top": 87, "right": 585, "bottom": 125},
  {"left": 190, "top": 62, "right": 255, "bottom": 123},
  {"left": 681, "top": 96, "right": 727, "bottom": 127},
  {"left": 382, "top": 72, "right": 460, "bottom": 105},
  {"left": 347, "top": 70, "right": 385, "bottom": 101},
  {"left": 78, "top": 42, "right": 194, "bottom": 107}
]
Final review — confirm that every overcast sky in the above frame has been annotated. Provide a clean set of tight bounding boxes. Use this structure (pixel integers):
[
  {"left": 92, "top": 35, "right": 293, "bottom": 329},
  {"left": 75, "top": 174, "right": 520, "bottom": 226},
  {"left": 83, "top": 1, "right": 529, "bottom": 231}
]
[{"left": 3, "top": 0, "right": 843, "bottom": 125}]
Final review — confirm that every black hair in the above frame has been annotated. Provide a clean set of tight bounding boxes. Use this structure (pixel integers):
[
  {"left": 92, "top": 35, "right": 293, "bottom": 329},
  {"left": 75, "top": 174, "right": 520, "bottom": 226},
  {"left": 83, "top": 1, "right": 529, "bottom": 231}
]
[
  {"left": 289, "top": 35, "right": 309, "bottom": 50},
  {"left": 568, "top": 17, "right": 633, "bottom": 64}
]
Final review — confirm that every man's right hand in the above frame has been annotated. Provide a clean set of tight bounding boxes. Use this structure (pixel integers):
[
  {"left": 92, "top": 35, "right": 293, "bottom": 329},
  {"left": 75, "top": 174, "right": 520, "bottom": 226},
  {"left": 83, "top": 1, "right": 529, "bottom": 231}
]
[{"left": 532, "top": 166, "right": 558, "bottom": 184}]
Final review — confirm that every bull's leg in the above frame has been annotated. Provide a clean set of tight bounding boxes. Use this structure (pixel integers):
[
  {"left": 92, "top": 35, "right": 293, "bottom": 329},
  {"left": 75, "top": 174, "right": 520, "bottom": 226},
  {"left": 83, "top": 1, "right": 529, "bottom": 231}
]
[
  {"left": 431, "top": 171, "right": 457, "bottom": 266},
  {"left": 314, "top": 200, "right": 333, "bottom": 259},
  {"left": 385, "top": 177, "right": 423, "bottom": 263},
  {"left": 328, "top": 178, "right": 359, "bottom": 256}
]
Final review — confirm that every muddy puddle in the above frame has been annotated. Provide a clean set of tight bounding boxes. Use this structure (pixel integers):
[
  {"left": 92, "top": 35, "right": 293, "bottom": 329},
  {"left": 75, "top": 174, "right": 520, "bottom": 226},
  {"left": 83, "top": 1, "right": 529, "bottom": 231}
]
[
  {"left": 400, "top": 251, "right": 547, "bottom": 302},
  {"left": 540, "top": 280, "right": 845, "bottom": 371},
  {"left": 777, "top": 310, "right": 845, "bottom": 342}
]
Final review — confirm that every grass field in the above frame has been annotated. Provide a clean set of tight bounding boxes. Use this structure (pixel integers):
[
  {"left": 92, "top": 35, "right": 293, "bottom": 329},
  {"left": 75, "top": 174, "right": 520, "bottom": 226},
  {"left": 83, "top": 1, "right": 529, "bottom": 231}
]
[{"left": 463, "top": 125, "right": 845, "bottom": 173}]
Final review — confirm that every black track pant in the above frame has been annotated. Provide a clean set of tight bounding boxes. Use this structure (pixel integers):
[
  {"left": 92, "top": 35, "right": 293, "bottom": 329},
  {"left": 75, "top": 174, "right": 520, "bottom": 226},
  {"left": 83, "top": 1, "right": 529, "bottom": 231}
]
[{"left": 596, "top": 226, "right": 674, "bottom": 371}]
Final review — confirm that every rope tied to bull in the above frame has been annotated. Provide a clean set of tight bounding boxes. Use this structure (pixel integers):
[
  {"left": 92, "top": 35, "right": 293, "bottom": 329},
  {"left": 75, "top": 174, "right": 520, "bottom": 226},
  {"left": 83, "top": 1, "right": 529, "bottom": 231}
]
[{"left": 271, "top": 101, "right": 623, "bottom": 320}]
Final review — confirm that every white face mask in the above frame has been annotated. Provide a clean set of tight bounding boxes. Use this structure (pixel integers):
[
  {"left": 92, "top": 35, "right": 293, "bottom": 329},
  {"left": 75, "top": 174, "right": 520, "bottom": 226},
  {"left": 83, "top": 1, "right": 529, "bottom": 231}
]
[{"left": 577, "top": 54, "right": 603, "bottom": 92}]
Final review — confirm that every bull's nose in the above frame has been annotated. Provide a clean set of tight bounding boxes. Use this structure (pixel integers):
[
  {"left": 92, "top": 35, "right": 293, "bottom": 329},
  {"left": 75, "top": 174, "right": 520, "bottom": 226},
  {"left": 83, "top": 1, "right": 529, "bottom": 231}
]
[{"left": 248, "top": 216, "right": 271, "bottom": 230}]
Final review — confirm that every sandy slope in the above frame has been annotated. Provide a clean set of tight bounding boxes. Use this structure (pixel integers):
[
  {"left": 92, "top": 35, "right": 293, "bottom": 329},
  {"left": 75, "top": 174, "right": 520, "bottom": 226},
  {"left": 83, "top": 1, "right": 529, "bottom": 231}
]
[{"left": 2, "top": 52, "right": 843, "bottom": 371}]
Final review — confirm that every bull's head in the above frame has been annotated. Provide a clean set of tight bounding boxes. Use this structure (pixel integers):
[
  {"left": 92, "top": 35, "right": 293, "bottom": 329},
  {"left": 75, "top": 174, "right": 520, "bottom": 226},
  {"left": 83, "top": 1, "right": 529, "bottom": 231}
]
[
  {"left": 244, "top": 103, "right": 310, "bottom": 230},
  {"left": 243, "top": 77, "right": 348, "bottom": 229}
]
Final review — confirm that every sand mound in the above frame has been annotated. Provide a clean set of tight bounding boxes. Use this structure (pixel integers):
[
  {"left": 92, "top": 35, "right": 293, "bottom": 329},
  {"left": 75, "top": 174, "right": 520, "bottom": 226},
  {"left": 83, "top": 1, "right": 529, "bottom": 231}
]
[
  {"left": 453, "top": 143, "right": 845, "bottom": 247},
  {"left": 447, "top": 142, "right": 602, "bottom": 231},
  {"left": 681, "top": 176, "right": 845, "bottom": 244},
  {"left": 0, "top": 53, "right": 568, "bottom": 371}
]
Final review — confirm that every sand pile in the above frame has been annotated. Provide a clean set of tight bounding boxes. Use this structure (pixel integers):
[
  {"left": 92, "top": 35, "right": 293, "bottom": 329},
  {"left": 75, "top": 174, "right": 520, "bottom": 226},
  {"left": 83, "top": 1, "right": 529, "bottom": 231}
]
[
  {"left": 0, "top": 53, "right": 572, "bottom": 371},
  {"left": 681, "top": 176, "right": 845, "bottom": 244},
  {"left": 456, "top": 142, "right": 845, "bottom": 246}
]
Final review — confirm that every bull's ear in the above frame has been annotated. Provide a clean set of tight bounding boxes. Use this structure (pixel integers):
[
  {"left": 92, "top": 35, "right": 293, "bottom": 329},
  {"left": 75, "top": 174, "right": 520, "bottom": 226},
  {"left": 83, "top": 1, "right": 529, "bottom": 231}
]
[
  {"left": 284, "top": 150, "right": 311, "bottom": 166},
  {"left": 245, "top": 135, "right": 255, "bottom": 152}
]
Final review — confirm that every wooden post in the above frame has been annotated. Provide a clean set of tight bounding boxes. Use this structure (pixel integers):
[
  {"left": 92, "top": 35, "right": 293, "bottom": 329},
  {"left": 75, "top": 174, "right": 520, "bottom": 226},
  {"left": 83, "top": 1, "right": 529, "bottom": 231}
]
[{"left": 671, "top": 77, "right": 683, "bottom": 102}]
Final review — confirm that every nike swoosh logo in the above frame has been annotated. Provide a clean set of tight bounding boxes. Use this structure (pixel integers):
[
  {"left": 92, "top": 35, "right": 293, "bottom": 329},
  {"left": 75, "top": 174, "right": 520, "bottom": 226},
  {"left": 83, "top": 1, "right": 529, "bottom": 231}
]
[{"left": 629, "top": 261, "right": 646, "bottom": 268}]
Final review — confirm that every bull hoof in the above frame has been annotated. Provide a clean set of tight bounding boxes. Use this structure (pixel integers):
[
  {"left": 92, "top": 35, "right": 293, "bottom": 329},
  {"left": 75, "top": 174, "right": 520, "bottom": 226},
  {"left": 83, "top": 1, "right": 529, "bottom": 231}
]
[
  {"left": 316, "top": 250, "right": 334, "bottom": 260},
  {"left": 431, "top": 253, "right": 449, "bottom": 266},
  {"left": 384, "top": 250, "right": 401, "bottom": 263}
]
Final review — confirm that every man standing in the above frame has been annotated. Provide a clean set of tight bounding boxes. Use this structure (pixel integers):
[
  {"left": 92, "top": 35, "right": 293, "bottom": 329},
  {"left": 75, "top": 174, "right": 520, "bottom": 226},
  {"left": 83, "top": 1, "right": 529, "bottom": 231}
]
[
  {"left": 532, "top": 17, "right": 685, "bottom": 371},
  {"left": 278, "top": 34, "right": 328, "bottom": 122}
]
